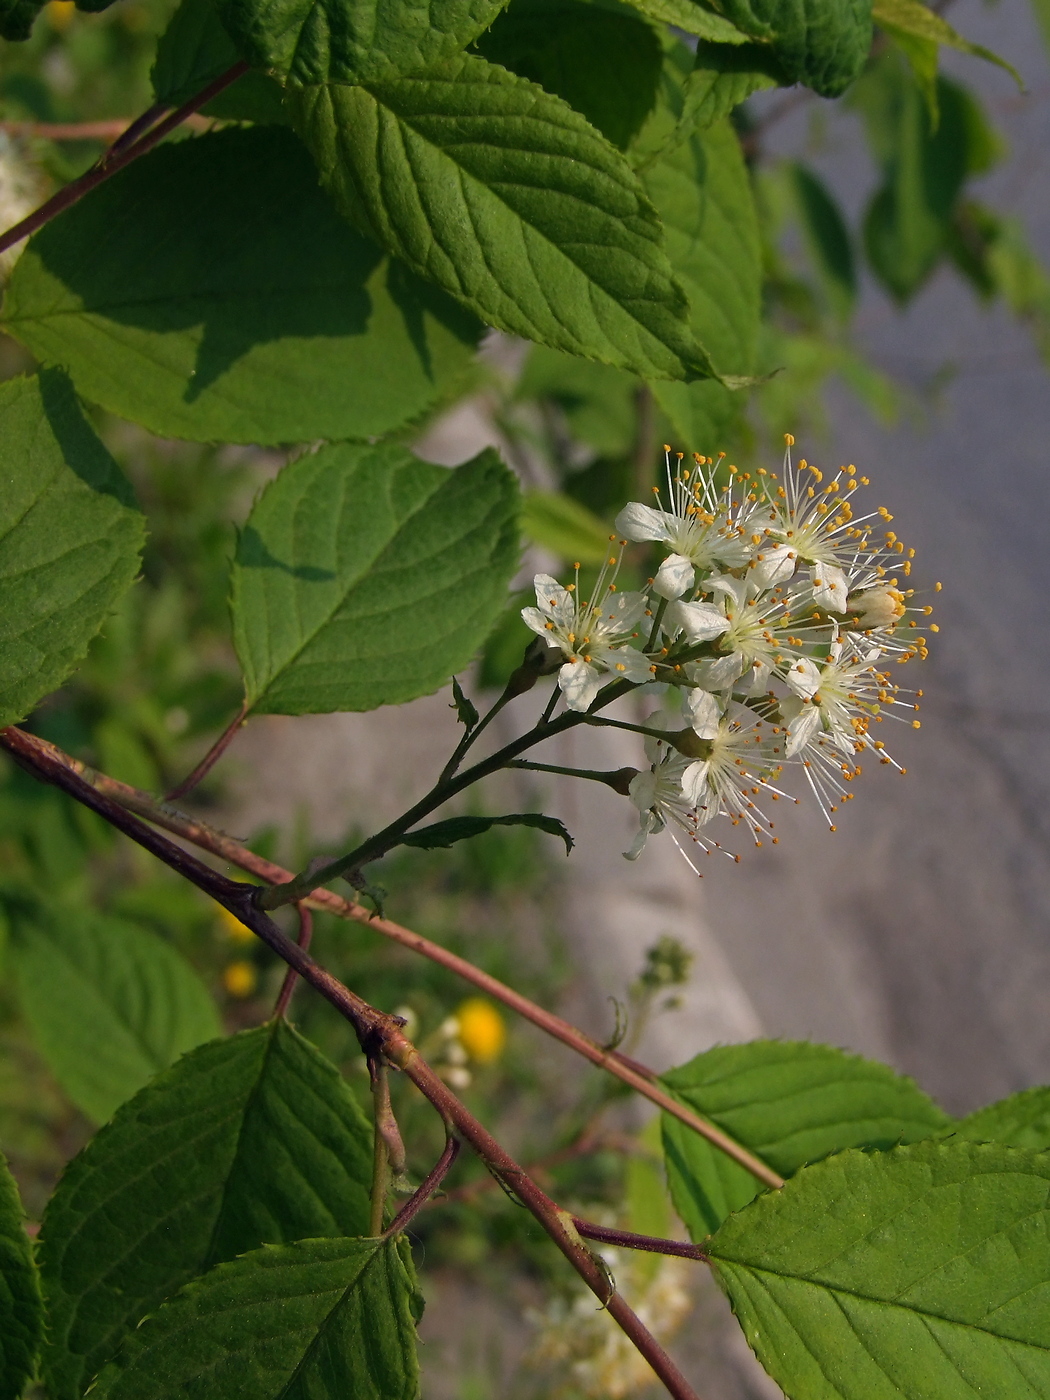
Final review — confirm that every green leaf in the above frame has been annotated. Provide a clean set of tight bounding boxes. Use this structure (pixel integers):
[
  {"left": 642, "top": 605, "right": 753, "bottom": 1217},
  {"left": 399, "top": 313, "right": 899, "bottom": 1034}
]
[
  {"left": 152, "top": 0, "right": 287, "bottom": 121},
  {"left": 858, "top": 60, "right": 976, "bottom": 302},
  {"left": 521, "top": 491, "right": 612, "bottom": 565},
  {"left": 712, "top": 0, "right": 873, "bottom": 97},
  {"left": 220, "top": 0, "right": 505, "bottom": 86},
  {"left": 400, "top": 811, "right": 574, "bottom": 854},
  {"left": 985, "top": 215, "right": 1050, "bottom": 363},
  {"left": 792, "top": 162, "right": 857, "bottom": 318},
  {"left": 951, "top": 1087, "right": 1050, "bottom": 1151},
  {"left": 873, "top": 0, "right": 1022, "bottom": 89},
  {"left": 38, "top": 1021, "right": 374, "bottom": 1400},
  {"left": 288, "top": 54, "right": 719, "bottom": 382},
  {"left": 2, "top": 128, "right": 481, "bottom": 446},
  {"left": 8, "top": 902, "right": 221, "bottom": 1126},
  {"left": 0, "top": 371, "right": 145, "bottom": 728},
  {"left": 231, "top": 442, "right": 520, "bottom": 716},
  {"left": 640, "top": 116, "right": 761, "bottom": 375},
  {"left": 678, "top": 41, "right": 781, "bottom": 139},
  {"left": 707, "top": 1140, "right": 1050, "bottom": 1399},
  {"left": 652, "top": 378, "right": 741, "bottom": 453},
  {"left": 475, "top": 0, "right": 662, "bottom": 150},
  {"left": 661, "top": 1039, "right": 950, "bottom": 1238},
  {"left": 91, "top": 1236, "right": 421, "bottom": 1400},
  {"left": 0, "top": 0, "right": 43, "bottom": 40},
  {"left": 618, "top": 0, "right": 751, "bottom": 44},
  {"left": 450, "top": 677, "right": 479, "bottom": 732},
  {"left": 0, "top": 1149, "right": 42, "bottom": 1400}
]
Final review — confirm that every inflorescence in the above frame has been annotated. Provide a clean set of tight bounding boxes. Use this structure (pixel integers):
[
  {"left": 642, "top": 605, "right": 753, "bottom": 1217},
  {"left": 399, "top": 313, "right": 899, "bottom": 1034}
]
[{"left": 521, "top": 437, "right": 938, "bottom": 871}]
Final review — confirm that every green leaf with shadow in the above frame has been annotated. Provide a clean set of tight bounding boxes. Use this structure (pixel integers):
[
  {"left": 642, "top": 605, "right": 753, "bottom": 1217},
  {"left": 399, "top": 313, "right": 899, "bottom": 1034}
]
[
  {"left": 38, "top": 1020, "right": 374, "bottom": 1400},
  {"left": 231, "top": 441, "right": 520, "bottom": 714},
  {"left": 0, "top": 370, "right": 145, "bottom": 728},
  {"left": 3, "top": 128, "right": 481, "bottom": 446}
]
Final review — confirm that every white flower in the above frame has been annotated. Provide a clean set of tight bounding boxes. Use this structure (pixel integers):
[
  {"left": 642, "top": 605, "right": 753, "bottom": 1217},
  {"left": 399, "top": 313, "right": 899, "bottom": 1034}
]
[
  {"left": 615, "top": 450, "right": 753, "bottom": 598},
  {"left": 671, "top": 576, "right": 784, "bottom": 696},
  {"left": 680, "top": 702, "right": 780, "bottom": 847},
  {"left": 782, "top": 641, "right": 876, "bottom": 759},
  {"left": 624, "top": 748, "right": 698, "bottom": 860},
  {"left": 522, "top": 569, "right": 651, "bottom": 711}
]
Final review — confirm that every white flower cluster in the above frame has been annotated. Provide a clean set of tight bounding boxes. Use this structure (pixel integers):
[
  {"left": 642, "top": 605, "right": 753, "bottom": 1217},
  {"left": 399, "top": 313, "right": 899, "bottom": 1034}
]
[{"left": 522, "top": 439, "right": 937, "bottom": 867}]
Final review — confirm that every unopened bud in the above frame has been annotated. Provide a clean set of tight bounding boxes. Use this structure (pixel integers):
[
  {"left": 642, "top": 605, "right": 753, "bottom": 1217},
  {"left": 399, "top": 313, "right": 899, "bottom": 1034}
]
[{"left": 505, "top": 637, "right": 563, "bottom": 698}]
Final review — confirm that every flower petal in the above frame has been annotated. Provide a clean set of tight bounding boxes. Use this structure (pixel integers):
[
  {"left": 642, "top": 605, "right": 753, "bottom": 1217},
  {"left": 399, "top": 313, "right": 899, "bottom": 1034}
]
[
  {"left": 750, "top": 542, "right": 797, "bottom": 589},
  {"left": 614, "top": 501, "right": 675, "bottom": 544},
  {"left": 811, "top": 563, "right": 848, "bottom": 612},
  {"left": 785, "top": 656, "right": 821, "bottom": 699},
  {"left": 521, "top": 605, "right": 554, "bottom": 639},
  {"left": 786, "top": 704, "right": 821, "bottom": 757},
  {"left": 558, "top": 659, "right": 602, "bottom": 711},
  {"left": 653, "top": 553, "right": 695, "bottom": 600},
  {"left": 667, "top": 599, "right": 729, "bottom": 643},
  {"left": 683, "top": 687, "right": 721, "bottom": 739},
  {"left": 693, "top": 652, "right": 746, "bottom": 691}
]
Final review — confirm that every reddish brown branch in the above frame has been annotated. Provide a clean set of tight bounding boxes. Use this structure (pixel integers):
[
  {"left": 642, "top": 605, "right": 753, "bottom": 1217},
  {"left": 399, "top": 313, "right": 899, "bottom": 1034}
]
[
  {"left": 165, "top": 700, "right": 249, "bottom": 801},
  {"left": 572, "top": 1219, "right": 707, "bottom": 1262},
  {"left": 0, "top": 62, "right": 248, "bottom": 260},
  {"left": 273, "top": 903, "right": 312, "bottom": 1018},
  {"left": 0, "top": 727, "right": 783, "bottom": 1195},
  {"left": 384, "top": 1136, "right": 461, "bottom": 1238},
  {"left": 0, "top": 723, "right": 702, "bottom": 1400}
]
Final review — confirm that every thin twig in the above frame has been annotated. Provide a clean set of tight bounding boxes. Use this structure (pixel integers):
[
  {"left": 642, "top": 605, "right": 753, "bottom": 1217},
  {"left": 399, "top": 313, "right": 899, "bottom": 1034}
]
[
  {"left": 0, "top": 61, "right": 248, "bottom": 260},
  {"left": 0, "top": 727, "right": 783, "bottom": 1192},
  {"left": 166, "top": 699, "right": 249, "bottom": 801},
  {"left": 384, "top": 1136, "right": 461, "bottom": 1238},
  {"left": 273, "top": 903, "right": 312, "bottom": 1018},
  {"left": 572, "top": 1219, "right": 707, "bottom": 1262},
  {"left": 0, "top": 725, "right": 702, "bottom": 1400}
]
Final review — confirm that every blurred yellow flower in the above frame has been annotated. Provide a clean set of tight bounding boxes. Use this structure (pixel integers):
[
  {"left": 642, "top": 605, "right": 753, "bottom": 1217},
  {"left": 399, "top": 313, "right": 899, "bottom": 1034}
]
[
  {"left": 223, "top": 960, "right": 257, "bottom": 998},
  {"left": 46, "top": 0, "right": 75, "bottom": 28},
  {"left": 456, "top": 998, "right": 506, "bottom": 1063},
  {"left": 218, "top": 905, "right": 255, "bottom": 943}
]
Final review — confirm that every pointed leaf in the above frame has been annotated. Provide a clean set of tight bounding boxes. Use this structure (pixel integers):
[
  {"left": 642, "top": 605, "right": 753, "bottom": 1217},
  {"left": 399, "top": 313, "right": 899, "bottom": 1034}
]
[
  {"left": 90, "top": 1236, "right": 420, "bottom": 1400},
  {"left": 151, "top": 0, "right": 286, "bottom": 121},
  {"left": 475, "top": 0, "right": 662, "bottom": 150},
  {"left": 952, "top": 1087, "right": 1050, "bottom": 1151},
  {"left": 792, "top": 162, "right": 857, "bottom": 318},
  {"left": 0, "top": 1149, "right": 42, "bottom": 1400},
  {"left": 3, "top": 129, "right": 481, "bottom": 447},
  {"left": 400, "top": 812, "right": 574, "bottom": 855},
  {"left": 873, "top": 0, "right": 1022, "bottom": 89},
  {"left": 680, "top": 40, "right": 783, "bottom": 137},
  {"left": 8, "top": 903, "right": 221, "bottom": 1126},
  {"left": 641, "top": 117, "right": 760, "bottom": 375},
  {"left": 39, "top": 1021, "right": 374, "bottom": 1400},
  {"left": 231, "top": 442, "right": 520, "bottom": 715},
  {"left": 707, "top": 1141, "right": 1050, "bottom": 1399},
  {"left": 619, "top": 0, "right": 750, "bottom": 44},
  {"left": 0, "top": 370, "right": 145, "bottom": 728},
  {"left": 288, "top": 54, "right": 719, "bottom": 382},
  {"left": 220, "top": 0, "right": 506, "bottom": 86},
  {"left": 661, "top": 1039, "right": 950, "bottom": 1238}
]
